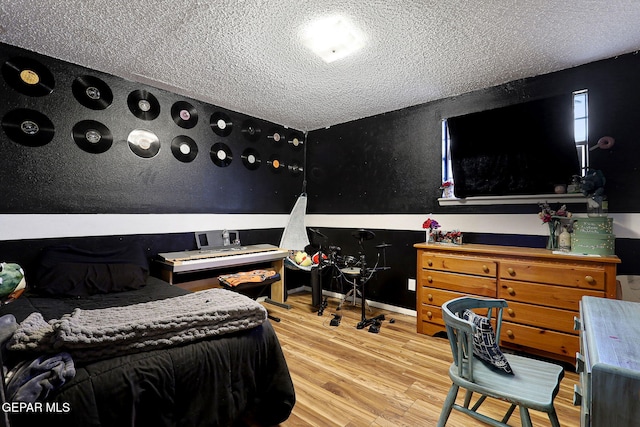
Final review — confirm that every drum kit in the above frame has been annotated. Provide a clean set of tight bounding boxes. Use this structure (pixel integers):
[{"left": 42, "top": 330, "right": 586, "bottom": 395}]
[{"left": 312, "top": 228, "right": 391, "bottom": 331}]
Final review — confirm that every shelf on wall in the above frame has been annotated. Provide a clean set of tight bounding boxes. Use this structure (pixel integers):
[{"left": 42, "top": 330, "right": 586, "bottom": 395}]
[{"left": 438, "top": 193, "right": 587, "bottom": 206}]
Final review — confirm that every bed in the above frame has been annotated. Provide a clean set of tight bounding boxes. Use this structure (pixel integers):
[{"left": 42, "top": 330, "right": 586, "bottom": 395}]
[{"left": 0, "top": 244, "right": 296, "bottom": 427}]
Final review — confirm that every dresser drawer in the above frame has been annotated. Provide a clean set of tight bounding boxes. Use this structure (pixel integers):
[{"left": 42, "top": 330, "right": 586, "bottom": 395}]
[
  {"left": 501, "top": 301, "right": 578, "bottom": 335},
  {"left": 499, "top": 280, "right": 604, "bottom": 310},
  {"left": 418, "top": 304, "right": 443, "bottom": 328},
  {"left": 500, "top": 321, "right": 578, "bottom": 359},
  {"left": 418, "top": 287, "right": 467, "bottom": 307},
  {"left": 419, "top": 269, "right": 496, "bottom": 297},
  {"left": 500, "top": 260, "right": 606, "bottom": 290},
  {"left": 421, "top": 252, "right": 496, "bottom": 277}
]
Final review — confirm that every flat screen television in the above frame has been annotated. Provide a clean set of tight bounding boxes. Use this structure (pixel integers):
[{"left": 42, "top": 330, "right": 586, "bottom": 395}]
[{"left": 446, "top": 94, "right": 580, "bottom": 198}]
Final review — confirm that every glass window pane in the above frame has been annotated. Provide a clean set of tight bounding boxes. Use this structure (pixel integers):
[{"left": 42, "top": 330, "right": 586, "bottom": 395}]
[
  {"left": 574, "top": 93, "right": 587, "bottom": 118},
  {"left": 574, "top": 117, "right": 587, "bottom": 142}
]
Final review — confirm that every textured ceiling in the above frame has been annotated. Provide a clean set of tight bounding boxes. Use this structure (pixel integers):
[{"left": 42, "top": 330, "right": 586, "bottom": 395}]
[{"left": 2, "top": 1, "right": 640, "bottom": 131}]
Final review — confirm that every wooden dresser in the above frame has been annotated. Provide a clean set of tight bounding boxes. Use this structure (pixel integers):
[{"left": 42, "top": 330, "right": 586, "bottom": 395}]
[{"left": 414, "top": 243, "right": 620, "bottom": 363}]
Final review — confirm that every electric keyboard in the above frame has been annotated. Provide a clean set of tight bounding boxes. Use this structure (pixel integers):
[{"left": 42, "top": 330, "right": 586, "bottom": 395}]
[{"left": 157, "top": 244, "right": 289, "bottom": 273}]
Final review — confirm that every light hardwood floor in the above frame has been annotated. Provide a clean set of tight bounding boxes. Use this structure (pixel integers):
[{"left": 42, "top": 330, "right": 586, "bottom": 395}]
[{"left": 265, "top": 291, "right": 581, "bottom": 427}]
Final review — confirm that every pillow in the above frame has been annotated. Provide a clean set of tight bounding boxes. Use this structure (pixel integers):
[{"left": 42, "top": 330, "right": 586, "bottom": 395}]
[
  {"left": 36, "top": 262, "right": 147, "bottom": 297},
  {"left": 34, "top": 243, "right": 149, "bottom": 297},
  {"left": 462, "top": 309, "right": 514, "bottom": 375}
]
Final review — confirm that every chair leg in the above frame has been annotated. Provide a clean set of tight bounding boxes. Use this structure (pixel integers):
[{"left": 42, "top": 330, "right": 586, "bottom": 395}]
[
  {"left": 548, "top": 408, "right": 561, "bottom": 427},
  {"left": 501, "top": 404, "right": 517, "bottom": 424},
  {"left": 519, "top": 406, "right": 533, "bottom": 427},
  {"left": 436, "top": 384, "right": 459, "bottom": 427}
]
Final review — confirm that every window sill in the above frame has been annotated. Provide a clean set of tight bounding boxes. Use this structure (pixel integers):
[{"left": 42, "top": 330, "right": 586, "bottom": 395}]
[{"left": 438, "top": 193, "right": 587, "bottom": 206}]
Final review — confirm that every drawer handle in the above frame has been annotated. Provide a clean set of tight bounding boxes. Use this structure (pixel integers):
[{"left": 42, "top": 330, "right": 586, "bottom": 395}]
[
  {"left": 427, "top": 275, "right": 433, "bottom": 283},
  {"left": 482, "top": 264, "right": 490, "bottom": 273},
  {"left": 507, "top": 287, "right": 515, "bottom": 296},
  {"left": 506, "top": 330, "right": 514, "bottom": 339},
  {"left": 427, "top": 293, "right": 433, "bottom": 302},
  {"left": 575, "top": 352, "right": 585, "bottom": 373},
  {"left": 426, "top": 311, "right": 433, "bottom": 319},
  {"left": 573, "top": 384, "right": 583, "bottom": 406},
  {"left": 507, "top": 308, "right": 514, "bottom": 316},
  {"left": 427, "top": 260, "right": 433, "bottom": 267},
  {"left": 507, "top": 267, "right": 515, "bottom": 276},
  {"left": 585, "top": 275, "right": 595, "bottom": 284}
]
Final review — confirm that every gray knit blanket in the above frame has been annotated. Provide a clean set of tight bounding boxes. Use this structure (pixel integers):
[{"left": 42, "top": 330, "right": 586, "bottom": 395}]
[{"left": 8, "top": 288, "right": 267, "bottom": 363}]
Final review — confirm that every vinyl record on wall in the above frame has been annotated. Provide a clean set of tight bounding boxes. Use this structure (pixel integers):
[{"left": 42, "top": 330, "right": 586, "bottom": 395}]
[
  {"left": 287, "top": 131, "right": 304, "bottom": 150},
  {"left": 241, "top": 147, "right": 261, "bottom": 170},
  {"left": 72, "top": 75, "right": 113, "bottom": 110},
  {"left": 171, "top": 135, "right": 198, "bottom": 162},
  {"left": 241, "top": 119, "right": 262, "bottom": 141},
  {"left": 266, "top": 154, "right": 285, "bottom": 173},
  {"left": 210, "top": 112, "right": 233, "bottom": 137},
  {"left": 72, "top": 120, "right": 113, "bottom": 154},
  {"left": 2, "top": 56, "right": 55, "bottom": 97},
  {"left": 127, "top": 129, "right": 160, "bottom": 158},
  {"left": 1, "top": 108, "right": 55, "bottom": 147},
  {"left": 210, "top": 142, "right": 232, "bottom": 167},
  {"left": 288, "top": 162, "right": 303, "bottom": 176},
  {"left": 267, "top": 127, "right": 285, "bottom": 147},
  {"left": 127, "top": 90, "right": 160, "bottom": 120},
  {"left": 171, "top": 101, "right": 198, "bottom": 129}
]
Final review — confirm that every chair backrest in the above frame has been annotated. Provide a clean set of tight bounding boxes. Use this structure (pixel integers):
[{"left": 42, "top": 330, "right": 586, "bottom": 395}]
[{"left": 441, "top": 296, "right": 508, "bottom": 382}]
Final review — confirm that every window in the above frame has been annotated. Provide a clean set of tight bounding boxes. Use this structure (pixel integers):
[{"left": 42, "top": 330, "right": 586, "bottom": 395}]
[
  {"left": 441, "top": 89, "right": 589, "bottom": 193},
  {"left": 573, "top": 90, "right": 589, "bottom": 176}
]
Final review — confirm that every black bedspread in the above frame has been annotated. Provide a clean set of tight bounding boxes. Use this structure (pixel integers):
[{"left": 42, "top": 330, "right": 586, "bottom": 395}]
[{"left": 1, "top": 278, "right": 295, "bottom": 426}]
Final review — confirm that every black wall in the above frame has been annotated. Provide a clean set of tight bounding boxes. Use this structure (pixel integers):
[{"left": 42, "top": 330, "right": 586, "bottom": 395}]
[
  {"left": 0, "top": 42, "right": 305, "bottom": 214},
  {"left": 306, "top": 52, "right": 640, "bottom": 310}
]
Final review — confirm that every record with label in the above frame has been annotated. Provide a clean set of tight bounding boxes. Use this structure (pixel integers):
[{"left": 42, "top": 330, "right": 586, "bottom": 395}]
[
  {"left": 171, "top": 135, "right": 198, "bottom": 162},
  {"left": 2, "top": 57, "right": 55, "bottom": 97},
  {"left": 72, "top": 120, "right": 113, "bottom": 153},
  {"left": 288, "top": 131, "right": 305, "bottom": 150},
  {"left": 1, "top": 108, "right": 55, "bottom": 146},
  {"left": 127, "top": 129, "right": 160, "bottom": 158},
  {"left": 171, "top": 101, "right": 198, "bottom": 129},
  {"left": 210, "top": 112, "right": 233, "bottom": 137},
  {"left": 266, "top": 154, "right": 285, "bottom": 173},
  {"left": 72, "top": 75, "right": 113, "bottom": 110},
  {"left": 241, "top": 119, "right": 262, "bottom": 141},
  {"left": 210, "top": 142, "right": 232, "bottom": 167},
  {"left": 127, "top": 90, "right": 160, "bottom": 120},
  {"left": 267, "top": 127, "right": 285, "bottom": 147},
  {"left": 288, "top": 162, "right": 303, "bottom": 176},
  {"left": 241, "top": 147, "right": 261, "bottom": 170}
]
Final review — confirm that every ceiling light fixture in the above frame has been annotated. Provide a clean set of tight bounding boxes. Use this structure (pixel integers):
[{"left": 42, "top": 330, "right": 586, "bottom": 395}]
[{"left": 300, "top": 15, "right": 365, "bottom": 63}]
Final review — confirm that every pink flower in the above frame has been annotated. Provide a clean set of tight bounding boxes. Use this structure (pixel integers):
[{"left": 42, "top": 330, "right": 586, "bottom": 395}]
[{"left": 423, "top": 218, "right": 441, "bottom": 230}]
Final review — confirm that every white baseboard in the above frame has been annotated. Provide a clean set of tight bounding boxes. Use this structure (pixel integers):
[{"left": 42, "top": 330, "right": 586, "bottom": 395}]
[{"left": 290, "top": 286, "right": 417, "bottom": 317}]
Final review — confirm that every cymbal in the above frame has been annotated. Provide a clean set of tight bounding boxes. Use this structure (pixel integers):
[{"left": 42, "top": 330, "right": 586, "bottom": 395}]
[
  {"left": 376, "top": 243, "right": 392, "bottom": 249},
  {"left": 352, "top": 229, "right": 375, "bottom": 241}
]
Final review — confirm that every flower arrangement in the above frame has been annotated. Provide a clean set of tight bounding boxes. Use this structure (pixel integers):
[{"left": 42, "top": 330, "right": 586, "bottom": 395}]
[
  {"left": 422, "top": 218, "right": 441, "bottom": 230},
  {"left": 433, "top": 229, "right": 463, "bottom": 245},
  {"left": 440, "top": 181, "right": 455, "bottom": 198},
  {"left": 538, "top": 203, "right": 573, "bottom": 249},
  {"left": 422, "top": 218, "right": 440, "bottom": 243}
]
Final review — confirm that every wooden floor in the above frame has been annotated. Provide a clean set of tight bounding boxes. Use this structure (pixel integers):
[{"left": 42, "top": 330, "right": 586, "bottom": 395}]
[{"left": 265, "top": 291, "right": 581, "bottom": 427}]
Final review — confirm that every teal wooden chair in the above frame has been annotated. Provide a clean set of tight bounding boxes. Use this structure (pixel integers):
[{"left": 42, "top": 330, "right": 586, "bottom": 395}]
[{"left": 438, "top": 297, "right": 564, "bottom": 427}]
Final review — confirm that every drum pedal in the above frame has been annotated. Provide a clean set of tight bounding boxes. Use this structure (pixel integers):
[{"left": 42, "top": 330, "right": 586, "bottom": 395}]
[
  {"left": 368, "top": 321, "right": 381, "bottom": 333},
  {"left": 330, "top": 314, "right": 342, "bottom": 326}
]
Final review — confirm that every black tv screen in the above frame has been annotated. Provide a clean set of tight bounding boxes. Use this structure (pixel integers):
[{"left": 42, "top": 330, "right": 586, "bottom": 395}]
[{"left": 447, "top": 94, "right": 580, "bottom": 198}]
